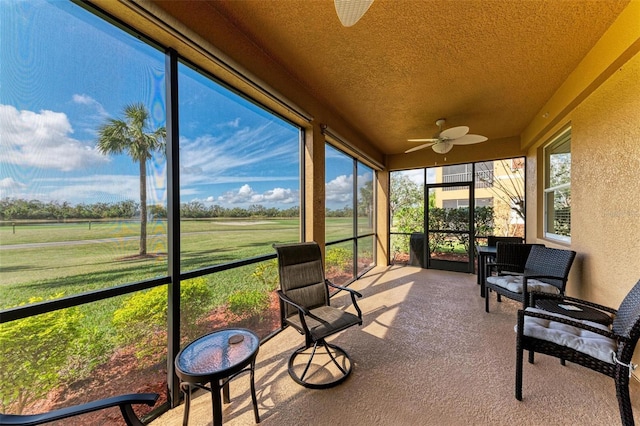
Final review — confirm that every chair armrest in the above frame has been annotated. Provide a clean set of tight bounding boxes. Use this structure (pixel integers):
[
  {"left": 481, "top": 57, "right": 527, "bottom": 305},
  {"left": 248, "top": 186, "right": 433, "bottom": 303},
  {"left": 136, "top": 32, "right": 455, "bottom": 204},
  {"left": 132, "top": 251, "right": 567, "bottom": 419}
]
[
  {"left": 326, "top": 279, "right": 363, "bottom": 298},
  {"left": 277, "top": 290, "right": 311, "bottom": 316},
  {"left": 494, "top": 263, "right": 525, "bottom": 274},
  {"left": 524, "top": 273, "right": 567, "bottom": 282},
  {"left": 485, "top": 262, "right": 524, "bottom": 279},
  {"left": 0, "top": 393, "right": 159, "bottom": 426},
  {"left": 529, "top": 291, "right": 618, "bottom": 315},
  {"left": 326, "top": 280, "right": 363, "bottom": 320},
  {"left": 277, "top": 290, "right": 317, "bottom": 334},
  {"left": 518, "top": 309, "right": 618, "bottom": 339}
]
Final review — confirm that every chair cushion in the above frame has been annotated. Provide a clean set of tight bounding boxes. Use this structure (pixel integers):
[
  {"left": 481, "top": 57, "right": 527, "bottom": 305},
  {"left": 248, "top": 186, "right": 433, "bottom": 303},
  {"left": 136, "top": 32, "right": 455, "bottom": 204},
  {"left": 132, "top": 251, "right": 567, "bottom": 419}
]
[
  {"left": 287, "top": 305, "right": 361, "bottom": 341},
  {"left": 517, "top": 307, "right": 616, "bottom": 364},
  {"left": 486, "top": 275, "right": 560, "bottom": 295}
]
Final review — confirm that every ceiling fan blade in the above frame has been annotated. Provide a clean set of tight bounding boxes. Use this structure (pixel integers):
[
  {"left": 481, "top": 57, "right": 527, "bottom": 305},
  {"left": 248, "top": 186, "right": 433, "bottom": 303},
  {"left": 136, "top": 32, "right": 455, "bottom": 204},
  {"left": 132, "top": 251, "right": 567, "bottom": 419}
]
[
  {"left": 439, "top": 126, "right": 469, "bottom": 140},
  {"left": 407, "top": 138, "right": 439, "bottom": 142},
  {"left": 405, "top": 142, "right": 435, "bottom": 153},
  {"left": 334, "top": 0, "right": 374, "bottom": 27},
  {"left": 451, "top": 134, "right": 488, "bottom": 145}
]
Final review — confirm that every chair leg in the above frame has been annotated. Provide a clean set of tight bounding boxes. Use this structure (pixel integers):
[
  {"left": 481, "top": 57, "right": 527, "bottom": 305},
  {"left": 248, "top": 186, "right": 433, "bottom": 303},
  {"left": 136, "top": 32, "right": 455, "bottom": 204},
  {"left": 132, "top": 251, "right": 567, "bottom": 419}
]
[
  {"left": 485, "top": 289, "right": 490, "bottom": 313},
  {"left": 528, "top": 350, "right": 534, "bottom": 364},
  {"left": 615, "top": 371, "right": 635, "bottom": 426},
  {"left": 287, "top": 340, "right": 353, "bottom": 389},
  {"left": 516, "top": 340, "right": 524, "bottom": 401},
  {"left": 299, "top": 341, "right": 320, "bottom": 382},
  {"left": 323, "top": 341, "right": 348, "bottom": 375},
  {"left": 516, "top": 312, "right": 525, "bottom": 401}
]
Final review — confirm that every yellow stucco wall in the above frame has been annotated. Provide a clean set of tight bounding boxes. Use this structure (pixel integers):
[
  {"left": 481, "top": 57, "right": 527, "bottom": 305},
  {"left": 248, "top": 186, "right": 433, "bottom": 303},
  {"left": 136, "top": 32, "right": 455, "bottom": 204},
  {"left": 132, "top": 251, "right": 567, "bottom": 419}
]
[
  {"left": 570, "top": 51, "right": 640, "bottom": 304},
  {"left": 525, "top": 1, "right": 640, "bottom": 310}
]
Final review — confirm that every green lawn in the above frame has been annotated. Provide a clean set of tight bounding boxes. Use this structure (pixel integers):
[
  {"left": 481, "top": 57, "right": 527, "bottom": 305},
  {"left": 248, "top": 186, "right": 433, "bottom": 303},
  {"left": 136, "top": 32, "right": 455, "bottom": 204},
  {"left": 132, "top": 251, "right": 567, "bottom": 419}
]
[
  {"left": 0, "top": 217, "right": 371, "bottom": 308},
  {"left": 0, "top": 217, "right": 367, "bottom": 413},
  {"left": 0, "top": 218, "right": 301, "bottom": 306}
]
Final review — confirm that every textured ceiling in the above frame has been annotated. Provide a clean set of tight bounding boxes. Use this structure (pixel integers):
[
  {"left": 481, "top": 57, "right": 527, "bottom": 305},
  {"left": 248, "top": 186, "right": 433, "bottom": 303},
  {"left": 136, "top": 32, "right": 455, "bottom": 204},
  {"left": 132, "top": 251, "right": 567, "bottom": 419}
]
[{"left": 157, "top": 0, "right": 628, "bottom": 155}]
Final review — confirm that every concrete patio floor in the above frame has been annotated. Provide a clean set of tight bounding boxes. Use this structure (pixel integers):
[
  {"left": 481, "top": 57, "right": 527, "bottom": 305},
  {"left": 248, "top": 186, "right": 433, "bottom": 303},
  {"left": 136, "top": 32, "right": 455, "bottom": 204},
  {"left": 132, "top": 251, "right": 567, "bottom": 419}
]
[{"left": 151, "top": 265, "right": 640, "bottom": 426}]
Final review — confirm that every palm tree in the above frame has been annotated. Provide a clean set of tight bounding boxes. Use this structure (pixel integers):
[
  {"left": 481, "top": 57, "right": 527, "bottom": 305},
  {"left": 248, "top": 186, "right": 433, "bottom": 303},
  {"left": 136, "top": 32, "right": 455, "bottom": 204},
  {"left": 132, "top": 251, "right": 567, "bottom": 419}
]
[{"left": 97, "top": 103, "right": 166, "bottom": 256}]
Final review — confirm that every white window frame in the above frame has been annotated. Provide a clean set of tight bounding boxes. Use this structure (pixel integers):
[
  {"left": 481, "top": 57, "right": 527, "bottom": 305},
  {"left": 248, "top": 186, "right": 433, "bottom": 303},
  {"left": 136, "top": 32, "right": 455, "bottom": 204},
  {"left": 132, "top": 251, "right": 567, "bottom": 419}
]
[{"left": 543, "top": 128, "right": 571, "bottom": 242}]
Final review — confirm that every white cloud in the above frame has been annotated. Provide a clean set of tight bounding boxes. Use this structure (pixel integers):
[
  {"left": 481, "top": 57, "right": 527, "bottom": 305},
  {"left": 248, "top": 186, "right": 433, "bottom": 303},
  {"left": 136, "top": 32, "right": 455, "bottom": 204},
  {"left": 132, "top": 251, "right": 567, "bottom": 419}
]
[
  {"left": 261, "top": 187, "right": 297, "bottom": 203},
  {"left": 178, "top": 122, "right": 296, "bottom": 186},
  {"left": 226, "top": 118, "right": 240, "bottom": 128},
  {"left": 43, "top": 174, "right": 140, "bottom": 203},
  {"left": 325, "top": 174, "right": 353, "bottom": 203},
  {"left": 215, "top": 184, "right": 297, "bottom": 205},
  {"left": 0, "top": 177, "right": 25, "bottom": 190},
  {"left": 72, "top": 94, "right": 108, "bottom": 117},
  {"left": 0, "top": 104, "right": 108, "bottom": 171},
  {"left": 0, "top": 177, "right": 27, "bottom": 198}
]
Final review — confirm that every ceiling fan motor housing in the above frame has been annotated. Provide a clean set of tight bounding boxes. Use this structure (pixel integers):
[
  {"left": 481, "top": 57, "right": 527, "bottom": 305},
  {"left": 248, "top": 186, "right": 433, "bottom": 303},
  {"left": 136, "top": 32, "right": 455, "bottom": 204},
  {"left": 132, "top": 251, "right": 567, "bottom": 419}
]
[{"left": 432, "top": 141, "right": 453, "bottom": 154}]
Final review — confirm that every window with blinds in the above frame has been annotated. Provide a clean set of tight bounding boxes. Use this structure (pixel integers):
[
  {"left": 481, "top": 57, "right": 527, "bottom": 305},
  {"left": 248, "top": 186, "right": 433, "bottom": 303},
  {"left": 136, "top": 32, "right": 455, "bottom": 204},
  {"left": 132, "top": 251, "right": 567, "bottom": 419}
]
[{"left": 544, "top": 128, "right": 571, "bottom": 241}]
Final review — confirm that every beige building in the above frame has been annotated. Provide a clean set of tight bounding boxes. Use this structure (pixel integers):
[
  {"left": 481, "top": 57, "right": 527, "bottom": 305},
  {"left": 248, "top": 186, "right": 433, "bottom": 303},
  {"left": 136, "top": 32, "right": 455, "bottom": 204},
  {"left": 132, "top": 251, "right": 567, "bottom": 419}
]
[{"left": 432, "top": 158, "right": 526, "bottom": 237}]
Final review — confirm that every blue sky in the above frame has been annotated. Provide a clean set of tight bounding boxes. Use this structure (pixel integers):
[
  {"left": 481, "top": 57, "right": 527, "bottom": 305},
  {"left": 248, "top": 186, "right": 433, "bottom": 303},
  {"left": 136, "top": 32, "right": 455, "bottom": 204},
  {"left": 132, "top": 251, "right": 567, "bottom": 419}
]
[{"left": 0, "top": 0, "right": 365, "bottom": 211}]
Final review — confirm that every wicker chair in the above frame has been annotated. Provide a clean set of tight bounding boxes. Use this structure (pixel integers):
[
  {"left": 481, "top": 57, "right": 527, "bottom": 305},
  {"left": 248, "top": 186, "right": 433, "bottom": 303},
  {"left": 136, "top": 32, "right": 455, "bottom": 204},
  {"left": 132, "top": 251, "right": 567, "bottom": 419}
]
[
  {"left": 485, "top": 245, "right": 576, "bottom": 313},
  {"left": 273, "top": 242, "right": 363, "bottom": 389},
  {"left": 482, "top": 242, "right": 543, "bottom": 298},
  {"left": 516, "top": 279, "right": 640, "bottom": 426},
  {"left": 0, "top": 393, "right": 159, "bottom": 426},
  {"left": 486, "top": 236, "right": 524, "bottom": 247}
]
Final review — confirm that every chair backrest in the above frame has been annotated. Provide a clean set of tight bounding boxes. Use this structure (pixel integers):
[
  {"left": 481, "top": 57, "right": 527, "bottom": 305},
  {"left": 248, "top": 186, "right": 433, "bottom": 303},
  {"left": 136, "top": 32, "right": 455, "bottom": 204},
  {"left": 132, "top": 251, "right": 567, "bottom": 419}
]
[
  {"left": 523, "top": 245, "right": 576, "bottom": 291},
  {"left": 610, "top": 279, "right": 640, "bottom": 363},
  {"left": 495, "top": 242, "right": 542, "bottom": 274},
  {"left": 613, "top": 279, "right": 640, "bottom": 340},
  {"left": 487, "top": 236, "right": 524, "bottom": 247},
  {"left": 274, "top": 242, "right": 329, "bottom": 319}
]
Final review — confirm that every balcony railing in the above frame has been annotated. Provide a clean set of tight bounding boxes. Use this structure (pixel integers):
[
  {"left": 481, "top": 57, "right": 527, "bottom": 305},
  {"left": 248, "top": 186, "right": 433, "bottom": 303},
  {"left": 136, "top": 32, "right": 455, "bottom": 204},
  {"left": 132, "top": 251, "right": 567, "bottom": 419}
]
[{"left": 442, "top": 170, "right": 493, "bottom": 190}]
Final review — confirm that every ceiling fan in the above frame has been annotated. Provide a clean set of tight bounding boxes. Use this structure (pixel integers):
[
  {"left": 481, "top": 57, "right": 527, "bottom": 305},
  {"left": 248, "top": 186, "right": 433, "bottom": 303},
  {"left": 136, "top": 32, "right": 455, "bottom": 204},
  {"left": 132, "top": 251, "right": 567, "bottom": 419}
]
[
  {"left": 334, "top": 0, "right": 374, "bottom": 27},
  {"left": 405, "top": 119, "right": 488, "bottom": 154}
]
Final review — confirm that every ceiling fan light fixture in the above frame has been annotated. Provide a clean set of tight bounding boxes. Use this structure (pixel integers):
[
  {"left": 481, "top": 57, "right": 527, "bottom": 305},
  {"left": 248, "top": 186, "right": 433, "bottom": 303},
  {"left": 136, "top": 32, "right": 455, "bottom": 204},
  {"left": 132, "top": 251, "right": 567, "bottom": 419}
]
[
  {"left": 432, "top": 141, "right": 453, "bottom": 154},
  {"left": 334, "top": 0, "right": 374, "bottom": 27}
]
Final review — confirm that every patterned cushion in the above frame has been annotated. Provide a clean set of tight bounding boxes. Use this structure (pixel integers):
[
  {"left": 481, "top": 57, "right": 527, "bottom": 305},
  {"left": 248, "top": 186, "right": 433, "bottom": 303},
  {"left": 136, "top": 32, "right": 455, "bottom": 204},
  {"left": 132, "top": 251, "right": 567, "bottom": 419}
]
[
  {"left": 517, "top": 307, "right": 616, "bottom": 363},
  {"left": 486, "top": 275, "right": 560, "bottom": 295}
]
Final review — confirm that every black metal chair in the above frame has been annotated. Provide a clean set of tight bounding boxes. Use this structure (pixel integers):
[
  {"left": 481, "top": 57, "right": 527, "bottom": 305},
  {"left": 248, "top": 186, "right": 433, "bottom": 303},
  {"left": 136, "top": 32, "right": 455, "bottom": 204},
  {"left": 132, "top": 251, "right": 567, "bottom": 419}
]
[
  {"left": 485, "top": 245, "right": 576, "bottom": 312},
  {"left": 516, "top": 279, "right": 640, "bottom": 426},
  {"left": 482, "top": 242, "right": 543, "bottom": 297},
  {"left": 273, "top": 242, "right": 363, "bottom": 389},
  {"left": 0, "top": 393, "right": 159, "bottom": 426}
]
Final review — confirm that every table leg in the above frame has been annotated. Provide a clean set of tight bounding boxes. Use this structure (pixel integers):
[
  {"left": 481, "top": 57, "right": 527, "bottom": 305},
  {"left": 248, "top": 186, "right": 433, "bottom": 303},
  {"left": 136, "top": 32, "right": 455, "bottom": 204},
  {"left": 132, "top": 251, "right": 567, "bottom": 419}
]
[
  {"left": 211, "top": 380, "right": 223, "bottom": 426},
  {"left": 250, "top": 360, "right": 260, "bottom": 423},
  {"left": 222, "top": 378, "right": 230, "bottom": 404},
  {"left": 181, "top": 383, "right": 191, "bottom": 426},
  {"left": 479, "top": 253, "right": 486, "bottom": 297}
]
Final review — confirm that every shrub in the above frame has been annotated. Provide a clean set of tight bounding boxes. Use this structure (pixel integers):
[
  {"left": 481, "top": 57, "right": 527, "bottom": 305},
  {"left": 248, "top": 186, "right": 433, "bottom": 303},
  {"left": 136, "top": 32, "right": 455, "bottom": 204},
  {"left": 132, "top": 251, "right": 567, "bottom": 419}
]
[
  {"left": 251, "top": 259, "right": 278, "bottom": 291},
  {"left": 326, "top": 247, "right": 352, "bottom": 272},
  {"left": 227, "top": 290, "right": 270, "bottom": 319},
  {"left": 0, "top": 295, "right": 83, "bottom": 414},
  {"left": 112, "top": 278, "right": 213, "bottom": 363}
]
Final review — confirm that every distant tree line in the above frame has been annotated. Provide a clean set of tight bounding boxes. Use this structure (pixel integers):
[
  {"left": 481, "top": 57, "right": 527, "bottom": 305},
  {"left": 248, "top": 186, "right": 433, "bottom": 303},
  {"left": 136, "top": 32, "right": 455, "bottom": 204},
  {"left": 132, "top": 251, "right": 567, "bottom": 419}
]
[
  {"left": 0, "top": 198, "right": 138, "bottom": 221},
  {"left": 0, "top": 198, "right": 315, "bottom": 221}
]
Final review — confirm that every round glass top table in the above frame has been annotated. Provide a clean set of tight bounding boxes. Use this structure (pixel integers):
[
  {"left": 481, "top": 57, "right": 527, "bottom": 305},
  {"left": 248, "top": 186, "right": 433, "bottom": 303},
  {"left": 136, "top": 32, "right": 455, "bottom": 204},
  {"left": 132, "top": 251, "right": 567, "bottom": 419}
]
[{"left": 175, "top": 328, "right": 260, "bottom": 426}]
